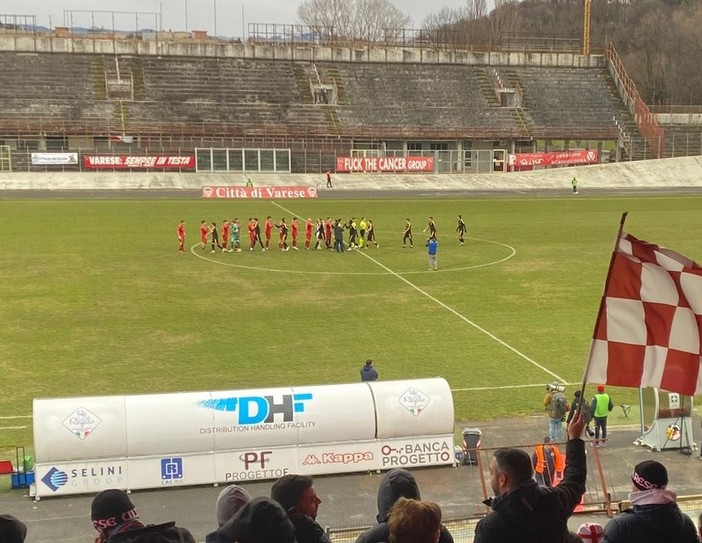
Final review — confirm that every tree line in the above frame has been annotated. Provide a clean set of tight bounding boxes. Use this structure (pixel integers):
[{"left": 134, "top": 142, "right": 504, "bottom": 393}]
[{"left": 297, "top": 0, "right": 702, "bottom": 105}]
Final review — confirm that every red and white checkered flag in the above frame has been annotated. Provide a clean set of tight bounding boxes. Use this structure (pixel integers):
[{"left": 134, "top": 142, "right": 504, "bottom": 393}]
[{"left": 584, "top": 231, "right": 702, "bottom": 395}]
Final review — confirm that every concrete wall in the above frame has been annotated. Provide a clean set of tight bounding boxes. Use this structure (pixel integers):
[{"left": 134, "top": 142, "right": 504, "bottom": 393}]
[
  {"left": 0, "top": 34, "right": 606, "bottom": 67},
  {"left": 1, "top": 156, "right": 700, "bottom": 191},
  {"left": 656, "top": 113, "right": 702, "bottom": 125}
]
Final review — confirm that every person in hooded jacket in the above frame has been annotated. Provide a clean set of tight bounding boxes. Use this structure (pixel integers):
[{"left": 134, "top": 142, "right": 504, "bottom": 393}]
[
  {"left": 211, "top": 497, "right": 297, "bottom": 543},
  {"left": 354, "top": 468, "right": 453, "bottom": 543},
  {"left": 473, "top": 412, "right": 586, "bottom": 543},
  {"left": 360, "top": 359, "right": 378, "bottom": 382},
  {"left": 602, "top": 460, "right": 697, "bottom": 543},
  {"left": 205, "top": 485, "right": 252, "bottom": 543}
]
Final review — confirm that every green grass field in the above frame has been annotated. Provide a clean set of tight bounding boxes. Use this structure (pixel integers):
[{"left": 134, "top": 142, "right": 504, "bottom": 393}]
[{"left": 1, "top": 193, "right": 701, "bottom": 455}]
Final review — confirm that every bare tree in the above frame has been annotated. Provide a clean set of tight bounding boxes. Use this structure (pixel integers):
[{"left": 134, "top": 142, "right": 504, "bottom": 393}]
[
  {"left": 490, "top": 0, "right": 520, "bottom": 46},
  {"left": 466, "top": 0, "right": 489, "bottom": 21},
  {"left": 297, "top": 0, "right": 412, "bottom": 41}
]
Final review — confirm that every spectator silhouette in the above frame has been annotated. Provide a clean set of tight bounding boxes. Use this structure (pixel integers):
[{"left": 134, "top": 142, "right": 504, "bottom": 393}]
[
  {"left": 0, "top": 514, "right": 27, "bottom": 543},
  {"left": 473, "top": 412, "right": 586, "bottom": 543},
  {"left": 354, "top": 468, "right": 453, "bottom": 543},
  {"left": 205, "top": 484, "right": 252, "bottom": 542},
  {"left": 213, "top": 497, "right": 296, "bottom": 543},
  {"left": 90, "top": 489, "right": 193, "bottom": 543},
  {"left": 271, "top": 474, "right": 330, "bottom": 543},
  {"left": 603, "top": 460, "right": 697, "bottom": 542},
  {"left": 388, "top": 497, "right": 442, "bottom": 543},
  {"left": 361, "top": 359, "right": 378, "bottom": 381}
]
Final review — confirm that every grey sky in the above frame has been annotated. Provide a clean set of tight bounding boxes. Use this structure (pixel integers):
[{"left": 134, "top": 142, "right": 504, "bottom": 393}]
[{"left": 2, "top": 1, "right": 471, "bottom": 37}]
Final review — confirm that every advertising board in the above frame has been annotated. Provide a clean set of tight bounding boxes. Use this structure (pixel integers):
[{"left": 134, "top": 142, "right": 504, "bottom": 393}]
[{"left": 33, "top": 379, "right": 454, "bottom": 497}]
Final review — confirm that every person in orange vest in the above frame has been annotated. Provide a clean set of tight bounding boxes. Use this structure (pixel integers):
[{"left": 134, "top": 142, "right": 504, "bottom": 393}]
[{"left": 532, "top": 437, "right": 565, "bottom": 487}]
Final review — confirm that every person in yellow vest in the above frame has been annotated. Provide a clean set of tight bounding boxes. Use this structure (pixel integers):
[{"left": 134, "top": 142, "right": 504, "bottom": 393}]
[
  {"left": 532, "top": 437, "right": 565, "bottom": 487},
  {"left": 592, "top": 385, "right": 614, "bottom": 447},
  {"left": 358, "top": 217, "right": 367, "bottom": 248}
]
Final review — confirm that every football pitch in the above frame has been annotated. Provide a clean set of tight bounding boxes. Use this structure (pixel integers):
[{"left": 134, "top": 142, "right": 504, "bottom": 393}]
[{"left": 1, "top": 192, "right": 700, "bottom": 455}]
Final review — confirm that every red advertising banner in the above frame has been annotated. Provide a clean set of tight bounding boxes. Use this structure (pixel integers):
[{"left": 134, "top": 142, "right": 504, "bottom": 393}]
[
  {"left": 202, "top": 186, "right": 319, "bottom": 199},
  {"left": 83, "top": 155, "right": 195, "bottom": 169},
  {"left": 508, "top": 150, "right": 599, "bottom": 170},
  {"left": 336, "top": 156, "right": 434, "bottom": 173}
]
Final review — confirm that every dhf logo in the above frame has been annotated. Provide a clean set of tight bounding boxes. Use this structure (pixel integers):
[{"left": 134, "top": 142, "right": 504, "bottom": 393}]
[
  {"left": 161, "top": 458, "right": 183, "bottom": 480},
  {"left": 199, "top": 393, "right": 312, "bottom": 424}
]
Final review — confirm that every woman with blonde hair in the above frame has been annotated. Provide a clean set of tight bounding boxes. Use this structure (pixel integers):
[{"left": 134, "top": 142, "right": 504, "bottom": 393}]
[{"left": 388, "top": 497, "right": 442, "bottom": 543}]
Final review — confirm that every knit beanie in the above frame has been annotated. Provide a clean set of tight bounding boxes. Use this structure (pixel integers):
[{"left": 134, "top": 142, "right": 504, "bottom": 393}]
[
  {"left": 597, "top": 385, "right": 605, "bottom": 393},
  {"left": 91, "top": 489, "right": 139, "bottom": 531},
  {"left": 0, "top": 514, "right": 27, "bottom": 543},
  {"left": 577, "top": 523, "right": 604, "bottom": 543},
  {"left": 216, "top": 485, "right": 252, "bottom": 527},
  {"left": 631, "top": 460, "right": 668, "bottom": 490}
]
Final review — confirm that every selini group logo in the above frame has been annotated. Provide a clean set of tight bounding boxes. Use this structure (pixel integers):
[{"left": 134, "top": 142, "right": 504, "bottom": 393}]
[{"left": 41, "top": 467, "right": 69, "bottom": 492}]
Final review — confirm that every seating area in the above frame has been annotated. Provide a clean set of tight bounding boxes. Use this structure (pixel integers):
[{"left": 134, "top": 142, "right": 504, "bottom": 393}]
[
  {"left": 660, "top": 124, "right": 702, "bottom": 157},
  {"left": 326, "top": 63, "right": 522, "bottom": 138},
  {"left": 512, "top": 67, "right": 626, "bottom": 139},
  {"left": 0, "top": 51, "right": 636, "bottom": 146}
]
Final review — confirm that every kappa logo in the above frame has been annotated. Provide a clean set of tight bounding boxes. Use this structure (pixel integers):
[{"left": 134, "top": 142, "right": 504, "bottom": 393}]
[{"left": 41, "top": 467, "right": 69, "bottom": 492}]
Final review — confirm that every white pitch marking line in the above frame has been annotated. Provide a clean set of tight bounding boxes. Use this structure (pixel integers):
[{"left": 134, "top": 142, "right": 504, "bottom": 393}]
[
  {"left": 0, "top": 415, "right": 32, "bottom": 419},
  {"left": 272, "top": 201, "right": 566, "bottom": 383},
  {"left": 452, "top": 382, "right": 578, "bottom": 392},
  {"left": 0, "top": 425, "right": 28, "bottom": 430}
]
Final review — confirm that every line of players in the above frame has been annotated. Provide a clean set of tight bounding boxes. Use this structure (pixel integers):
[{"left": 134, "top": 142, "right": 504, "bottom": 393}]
[
  {"left": 182, "top": 217, "right": 379, "bottom": 254},
  {"left": 401, "top": 215, "right": 467, "bottom": 248},
  {"left": 177, "top": 214, "right": 467, "bottom": 254}
]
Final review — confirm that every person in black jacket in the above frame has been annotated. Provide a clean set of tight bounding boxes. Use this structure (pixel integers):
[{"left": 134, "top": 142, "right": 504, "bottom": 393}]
[
  {"left": 90, "top": 489, "right": 193, "bottom": 543},
  {"left": 566, "top": 390, "right": 595, "bottom": 437},
  {"left": 210, "top": 497, "right": 296, "bottom": 543},
  {"left": 354, "top": 468, "right": 453, "bottom": 543},
  {"left": 602, "top": 460, "right": 698, "bottom": 543},
  {"left": 271, "top": 474, "right": 330, "bottom": 543},
  {"left": 473, "top": 412, "right": 586, "bottom": 543}
]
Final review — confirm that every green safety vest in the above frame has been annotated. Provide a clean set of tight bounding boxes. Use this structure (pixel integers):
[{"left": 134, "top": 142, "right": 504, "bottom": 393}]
[{"left": 593, "top": 393, "right": 611, "bottom": 418}]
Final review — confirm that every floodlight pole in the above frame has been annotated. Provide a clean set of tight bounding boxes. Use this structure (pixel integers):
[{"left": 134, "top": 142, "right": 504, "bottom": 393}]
[{"left": 184, "top": 0, "right": 189, "bottom": 31}]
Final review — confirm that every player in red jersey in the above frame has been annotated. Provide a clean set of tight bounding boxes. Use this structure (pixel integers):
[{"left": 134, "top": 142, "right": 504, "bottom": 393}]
[
  {"left": 291, "top": 217, "right": 300, "bottom": 250},
  {"left": 177, "top": 220, "right": 186, "bottom": 253},
  {"left": 199, "top": 220, "right": 208, "bottom": 252},
  {"left": 247, "top": 218, "right": 256, "bottom": 251},
  {"left": 324, "top": 217, "right": 333, "bottom": 249},
  {"left": 221, "top": 220, "right": 230, "bottom": 253},
  {"left": 305, "top": 218, "right": 314, "bottom": 249},
  {"left": 264, "top": 216, "right": 274, "bottom": 250}
]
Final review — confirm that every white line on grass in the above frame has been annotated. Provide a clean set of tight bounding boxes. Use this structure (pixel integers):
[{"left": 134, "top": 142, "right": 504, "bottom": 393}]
[
  {"left": 271, "top": 201, "right": 566, "bottom": 383},
  {"left": 452, "top": 383, "right": 576, "bottom": 392},
  {"left": 0, "top": 415, "right": 32, "bottom": 419},
  {"left": 0, "top": 425, "right": 28, "bottom": 430}
]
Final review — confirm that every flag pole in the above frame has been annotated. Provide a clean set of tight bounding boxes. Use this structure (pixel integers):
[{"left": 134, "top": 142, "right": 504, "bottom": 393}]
[{"left": 576, "top": 212, "right": 629, "bottom": 419}]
